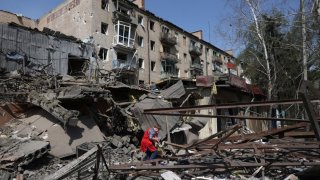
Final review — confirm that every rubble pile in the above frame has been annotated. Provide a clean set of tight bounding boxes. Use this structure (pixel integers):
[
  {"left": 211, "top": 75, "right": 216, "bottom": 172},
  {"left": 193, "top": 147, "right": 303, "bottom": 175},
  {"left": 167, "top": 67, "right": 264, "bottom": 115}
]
[
  {"left": 0, "top": 23, "right": 320, "bottom": 179},
  {"left": 107, "top": 123, "right": 320, "bottom": 179}
]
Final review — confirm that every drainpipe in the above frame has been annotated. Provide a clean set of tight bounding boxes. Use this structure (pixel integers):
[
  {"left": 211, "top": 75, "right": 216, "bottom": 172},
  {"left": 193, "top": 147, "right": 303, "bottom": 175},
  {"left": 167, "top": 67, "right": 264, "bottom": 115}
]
[{"left": 147, "top": 16, "right": 151, "bottom": 84}]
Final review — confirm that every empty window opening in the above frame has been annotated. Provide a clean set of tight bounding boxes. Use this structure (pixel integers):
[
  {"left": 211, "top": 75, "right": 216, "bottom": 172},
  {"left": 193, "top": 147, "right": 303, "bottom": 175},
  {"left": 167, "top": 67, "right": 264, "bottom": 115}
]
[
  {"left": 151, "top": 61, "right": 156, "bottom": 71},
  {"left": 138, "top": 15, "right": 144, "bottom": 26},
  {"left": 137, "top": 36, "right": 144, "bottom": 47},
  {"left": 68, "top": 55, "right": 89, "bottom": 76},
  {"left": 183, "top": 36, "right": 186, "bottom": 46},
  {"left": 183, "top": 53, "right": 187, "bottom": 62},
  {"left": 101, "top": 22, "right": 108, "bottom": 34},
  {"left": 101, "top": 0, "right": 109, "bottom": 10},
  {"left": 150, "top": 41, "right": 155, "bottom": 51},
  {"left": 138, "top": 58, "right": 144, "bottom": 68},
  {"left": 117, "top": 52, "right": 127, "bottom": 61},
  {"left": 163, "top": 45, "right": 170, "bottom": 53},
  {"left": 139, "top": 80, "right": 145, "bottom": 85},
  {"left": 98, "top": 48, "right": 108, "bottom": 60},
  {"left": 150, "top": 21, "right": 155, "bottom": 30},
  {"left": 162, "top": 26, "right": 169, "bottom": 33}
]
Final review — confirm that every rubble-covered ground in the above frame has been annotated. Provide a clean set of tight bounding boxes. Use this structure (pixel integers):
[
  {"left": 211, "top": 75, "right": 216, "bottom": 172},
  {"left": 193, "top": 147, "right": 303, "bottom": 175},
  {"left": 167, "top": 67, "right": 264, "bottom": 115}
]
[{"left": 1, "top": 65, "right": 320, "bottom": 179}]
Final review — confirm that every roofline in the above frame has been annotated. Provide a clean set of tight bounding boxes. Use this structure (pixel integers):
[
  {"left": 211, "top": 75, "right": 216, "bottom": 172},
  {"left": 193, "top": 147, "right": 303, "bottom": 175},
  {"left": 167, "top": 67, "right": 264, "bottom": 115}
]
[
  {"left": 124, "top": 0, "right": 236, "bottom": 58},
  {"left": 35, "top": 0, "right": 235, "bottom": 59},
  {"left": 0, "top": 9, "right": 36, "bottom": 21}
]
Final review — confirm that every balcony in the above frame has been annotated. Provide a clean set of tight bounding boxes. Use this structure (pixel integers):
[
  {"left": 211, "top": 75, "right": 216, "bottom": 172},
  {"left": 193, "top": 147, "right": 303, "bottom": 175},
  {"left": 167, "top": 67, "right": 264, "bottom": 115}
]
[
  {"left": 160, "top": 32, "right": 177, "bottom": 46},
  {"left": 112, "top": 59, "right": 137, "bottom": 72},
  {"left": 189, "top": 45, "right": 202, "bottom": 56},
  {"left": 212, "top": 57, "right": 223, "bottom": 64},
  {"left": 113, "top": 35, "right": 135, "bottom": 51},
  {"left": 161, "top": 72, "right": 178, "bottom": 79},
  {"left": 190, "top": 63, "right": 203, "bottom": 70},
  {"left": 160, "top": 52, "right": 179, "bottom": 63},
  {"left": 113, "top": 11, "right": 132, "bottom": 23}
]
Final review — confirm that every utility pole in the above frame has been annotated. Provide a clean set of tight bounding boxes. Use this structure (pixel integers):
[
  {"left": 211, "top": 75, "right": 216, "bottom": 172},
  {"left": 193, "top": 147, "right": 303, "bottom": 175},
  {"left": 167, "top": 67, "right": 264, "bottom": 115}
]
[{"left": 301, "top": 0, "right": 307, "bottom": 81}]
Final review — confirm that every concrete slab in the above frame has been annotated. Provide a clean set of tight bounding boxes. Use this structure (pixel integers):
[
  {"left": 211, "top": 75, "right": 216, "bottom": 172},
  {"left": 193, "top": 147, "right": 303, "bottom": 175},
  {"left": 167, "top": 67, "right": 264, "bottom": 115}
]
[
  {"left": 47, "top": 116, "right": 104, "bottom": 158},
  {"left": 13, "top": 109, "right": 104, "bottom": 158}
]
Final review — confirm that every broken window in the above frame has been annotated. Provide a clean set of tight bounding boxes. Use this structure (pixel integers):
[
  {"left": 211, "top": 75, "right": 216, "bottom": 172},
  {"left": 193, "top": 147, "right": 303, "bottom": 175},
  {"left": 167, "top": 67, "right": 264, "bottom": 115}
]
[
  {"left": 150, "top": 20, "right": 155, "bottom": 30},
  {"left": 175, "top": 31, "right": 179, "bottom": 41},
  {"left": 162, "top": 26, "right": 169, "bottom": 33},
  {"left": 183, "top": 36, "right": 186, "bottom": 46},
  {"left": 163, "top": 45, "right": 170, "bottom": 53},
  {"left": 137, "top": 36, "right": 143, "bottom": 47},
  {"left": 101, "top": 22, "right": 108, "bottom": 35},
  {"left": 138, "top": 15, "right": 144, "bottom": 26},
  {"left": 68, "top": 55, "right": 89, "bottom": 76},
  {"left": 101, "top": 0, "right": 109, "bottom": 10},
  {"left": 150, "top": 41, "right": 155, "bottom": 51},
  {"left": 117, "top": 6, "right": 130, "bottom": 15},
  {"left": 151, "top": 61, "right": 156, "bottom": 71},
  {"left": 98, "top": 48, "right": 108, "bottom": 60},
  {"left": 190, "top": 40, "right": 196, "bottom": 47},
  {"left": 213, "top": 61, "right": 223, "bottom": 73},
  {"left": 114, "top": 21, "right": 135, "bottom": 48},
  {"left": 117, "top": 52, "right": 127, "bottom": 61},
  {"left": 139, "top": 80, "right": 144, "bottom": 85},
  {"left": 138, "top": 58, "right": 144, "bottom": 68}
]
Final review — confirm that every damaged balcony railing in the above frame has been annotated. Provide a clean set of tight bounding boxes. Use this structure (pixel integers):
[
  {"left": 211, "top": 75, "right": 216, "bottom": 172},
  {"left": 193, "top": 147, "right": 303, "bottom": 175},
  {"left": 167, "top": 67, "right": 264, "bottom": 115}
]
[
  {"left": 160, "top": 32, "right": 177, "bottom": 46},
  {"left": 160, "top": 52, "right": 179, "bottom": 63}
]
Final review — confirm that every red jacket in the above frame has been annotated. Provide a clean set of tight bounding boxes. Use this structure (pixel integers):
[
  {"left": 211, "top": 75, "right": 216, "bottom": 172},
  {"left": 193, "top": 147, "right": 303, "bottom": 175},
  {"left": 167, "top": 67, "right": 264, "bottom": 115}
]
[{"left": 140, "top": 128, "right": 157, "bottom": 152}]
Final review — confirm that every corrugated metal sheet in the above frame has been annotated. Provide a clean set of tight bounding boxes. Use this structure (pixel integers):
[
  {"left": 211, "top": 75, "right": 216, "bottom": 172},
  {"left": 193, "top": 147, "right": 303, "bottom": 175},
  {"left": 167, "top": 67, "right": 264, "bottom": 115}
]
[
  {"left": 0, "top": 23, "right": 94, "bottom": 76},
  {"left": 16, "top": 28, "right": 30, "bottom": 43},
  {"left": 160, "top": 80, "right": 186, "bottom": 99},
  {"left": 132, "top": 98, "right": 179, "bottom": 139},
  {"left": 2, "top": 26, "right": 17, "bottom": 41}
]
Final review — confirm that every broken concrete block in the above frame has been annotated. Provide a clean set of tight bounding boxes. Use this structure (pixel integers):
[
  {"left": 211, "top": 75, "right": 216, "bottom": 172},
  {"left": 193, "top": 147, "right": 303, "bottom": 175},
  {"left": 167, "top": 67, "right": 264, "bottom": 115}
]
[
  {"left": 161, "top": 171, "right": 181, "bottom": 180},
  {"left": 111, "top": 138, "right": 123, "bottom": 148},
  {"left": 129, "top": 144, "right": 137, "bottom": 150},
  {"left": 122, "top": 147, "right": 130, "bottom": 154},
  {"left": 134, "top": 151, "right": 145, "bottom": 160},
  {"left": 121, "top": 135, "right": 130, "bottom": 145},
  {"left": 132, "top": 136, "right": 139, "bottom": 146}
]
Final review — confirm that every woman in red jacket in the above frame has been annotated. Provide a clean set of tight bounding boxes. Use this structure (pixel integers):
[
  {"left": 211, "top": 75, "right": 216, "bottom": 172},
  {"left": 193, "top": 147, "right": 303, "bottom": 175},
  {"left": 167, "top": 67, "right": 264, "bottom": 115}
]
[{"left": 140, "top": 127, "right": 160, "bottom": 160}]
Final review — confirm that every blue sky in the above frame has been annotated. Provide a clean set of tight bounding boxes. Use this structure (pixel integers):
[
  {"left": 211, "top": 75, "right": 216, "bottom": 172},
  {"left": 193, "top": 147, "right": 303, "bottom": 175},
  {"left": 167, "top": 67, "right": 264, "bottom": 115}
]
[{"left": 0, "top": 0, "right": 300, "bottom": 54}]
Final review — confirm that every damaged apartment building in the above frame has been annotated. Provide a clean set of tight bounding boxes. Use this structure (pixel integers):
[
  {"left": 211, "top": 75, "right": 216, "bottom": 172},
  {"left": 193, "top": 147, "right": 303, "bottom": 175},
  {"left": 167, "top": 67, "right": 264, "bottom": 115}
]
[
  {"left": 35, "top": 0, "right": 240, "bottom": 86},
  {"left": 0, "top": 0, "right": 265, "bottom": 137}
]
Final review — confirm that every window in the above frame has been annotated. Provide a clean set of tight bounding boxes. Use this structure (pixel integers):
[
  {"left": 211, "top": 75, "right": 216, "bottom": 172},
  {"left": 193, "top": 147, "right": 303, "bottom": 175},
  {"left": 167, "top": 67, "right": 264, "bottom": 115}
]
[
  {"left": 183, "top": 53, "right": 187, "bottom": 62},
  {"left": 137, "top": 36, "right": 143, "bottom": 47},
  {"left": 206, "top": 48, "right": 209, "bottom": 57},
  {"left": 114, "top": 21, "right": 135, "bottom": 48},
  {"left": 101, "top": 0, "right": 109, "bottom": 11},
  {"left": 163, "top": 45, "right": 170, "bottom": 53},
  {"left": 183, "top": 36, "right": 186, "bottom": 46},
  {"left": 101, "top": 22, "right": 108, "bottom": 35},
  {"left": 117, "top": 52, "right": 127, "bottom": 61},
  {"left": 175, "top": 32, "right": 179, "bottom": 41},
  {"left": 138, "top": 15, "right": 144, "bottom": 26},
  {"left": 150, "top": 21, "right": 155, "bottom": 30},
  {"left": 150, "top": 41, "right": 155, "bottom": 51},
  {"left": 117, "top": 6, "right": 129, "bottom": 15},
  {"left": 98, "top": 48, "right": 108, "bottom": 60},
  {"left": 162, "top": 26, "right": 169, "bottom": 33},
  {"left": 139, "top": 80, "right": 144, "bottom": 85},
  {"left": 213, "top": 51, "right": 218, "bottom": 57},
  {"left": 138, "top": 58, "right": 144, "bottom": 68},
  {"left": 151, "top": 61, "right": 156, "bottom": 71}
]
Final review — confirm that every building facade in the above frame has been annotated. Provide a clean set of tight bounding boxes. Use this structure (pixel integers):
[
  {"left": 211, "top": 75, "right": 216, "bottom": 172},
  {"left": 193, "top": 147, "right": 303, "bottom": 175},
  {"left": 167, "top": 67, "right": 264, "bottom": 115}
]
[{"left": 36, "top": 0, "right": 239, "bottom": 86}]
